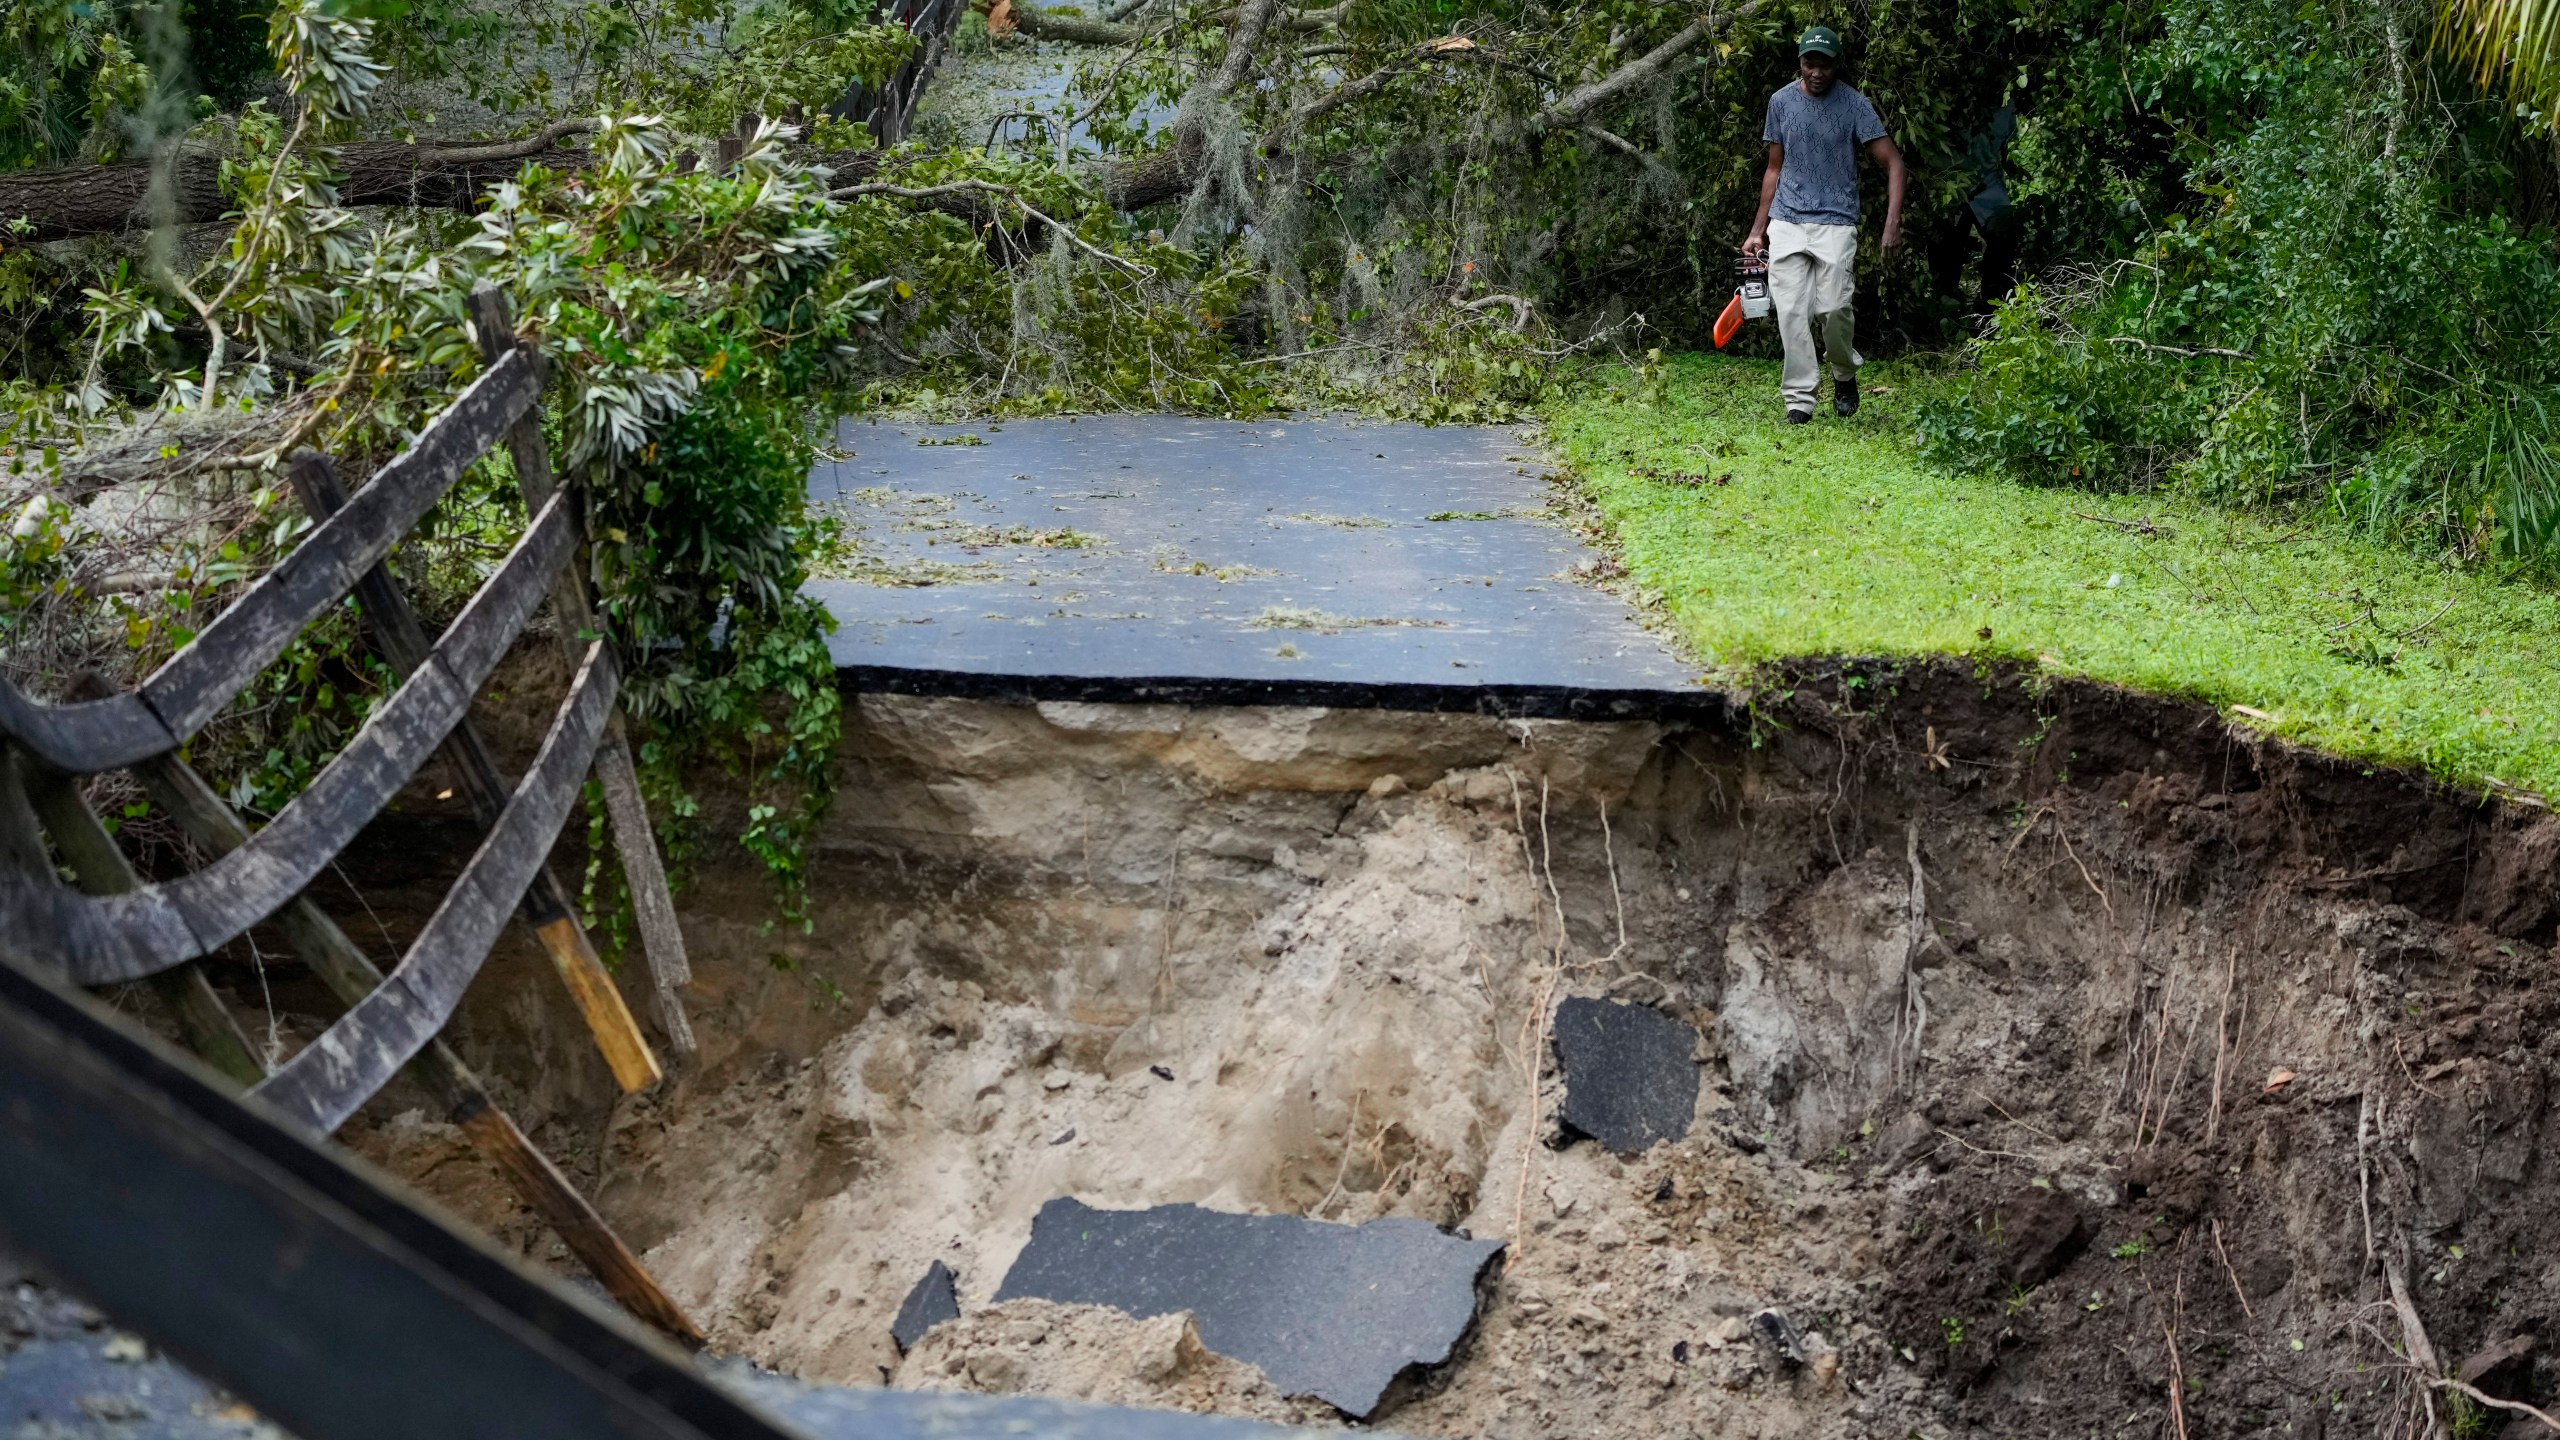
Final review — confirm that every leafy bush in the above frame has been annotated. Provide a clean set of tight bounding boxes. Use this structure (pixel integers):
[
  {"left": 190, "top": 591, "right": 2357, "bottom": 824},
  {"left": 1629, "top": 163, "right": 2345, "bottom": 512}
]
[{"left": 1921, "top": 0, "right": 2560, "bottom": 571}]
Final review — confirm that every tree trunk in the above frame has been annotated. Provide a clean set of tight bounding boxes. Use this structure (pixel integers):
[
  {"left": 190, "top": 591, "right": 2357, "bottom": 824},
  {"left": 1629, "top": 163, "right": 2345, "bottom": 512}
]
[
  {"left": 1097, "top": 143, "right": 1199, "bottom": 212},
  {"left": 1, "top": 139, "right": 594, "bottom": 244}
]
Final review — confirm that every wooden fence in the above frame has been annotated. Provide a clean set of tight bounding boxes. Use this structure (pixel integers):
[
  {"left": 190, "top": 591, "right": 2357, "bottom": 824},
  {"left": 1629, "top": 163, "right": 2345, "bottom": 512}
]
[{"left": 0, "top": 283, "right": 700, "bottom": 1343}]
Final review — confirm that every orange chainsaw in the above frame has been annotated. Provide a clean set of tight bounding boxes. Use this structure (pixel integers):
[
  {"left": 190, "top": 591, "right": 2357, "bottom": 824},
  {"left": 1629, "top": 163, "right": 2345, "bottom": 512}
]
[{"left": 1714, "top": 253, "right": 1772, "bottom": 349}]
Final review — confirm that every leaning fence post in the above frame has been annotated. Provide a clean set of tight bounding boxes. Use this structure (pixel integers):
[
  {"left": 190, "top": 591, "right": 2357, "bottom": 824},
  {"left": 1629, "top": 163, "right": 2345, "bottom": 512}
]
[
  {"left": 281, "top": 451, "right": 665, "bottom": 1092},
  {"left": 469, "top": 281, "right": 697, "bottom": 1058},
  {"left": 122, "top": 747, "right": 703, "bottom": 1345}
]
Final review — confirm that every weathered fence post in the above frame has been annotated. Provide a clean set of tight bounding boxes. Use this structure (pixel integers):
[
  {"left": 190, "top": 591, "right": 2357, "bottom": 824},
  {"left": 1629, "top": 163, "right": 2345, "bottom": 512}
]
[
  {"left": 283, "top": 451, "right": 669, "bottom": 1087},
  {"left": 469, "top": 281, "right": 697, "bottom": 1058}
]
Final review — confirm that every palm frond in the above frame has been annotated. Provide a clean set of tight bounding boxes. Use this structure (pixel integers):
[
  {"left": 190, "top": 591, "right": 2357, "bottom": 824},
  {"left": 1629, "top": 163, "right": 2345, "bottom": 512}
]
[{"left": 2438, "top": 0, "right": 2560, "bottom": 116}]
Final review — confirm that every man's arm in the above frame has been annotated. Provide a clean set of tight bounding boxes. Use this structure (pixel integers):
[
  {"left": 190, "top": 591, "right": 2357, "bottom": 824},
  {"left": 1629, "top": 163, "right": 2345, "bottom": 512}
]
[
  {"left": 1867, "top": 134, "right": 1906, "bottom": 254},
  {"left": 1742, "top": 142, "right": 1783, "bottom": 255}
]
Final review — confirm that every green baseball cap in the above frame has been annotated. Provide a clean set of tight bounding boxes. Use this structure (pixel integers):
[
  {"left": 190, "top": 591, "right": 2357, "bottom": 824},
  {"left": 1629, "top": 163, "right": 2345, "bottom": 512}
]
[{"left": 1797, "top": 25, "right": 1843, "bottom": 57}]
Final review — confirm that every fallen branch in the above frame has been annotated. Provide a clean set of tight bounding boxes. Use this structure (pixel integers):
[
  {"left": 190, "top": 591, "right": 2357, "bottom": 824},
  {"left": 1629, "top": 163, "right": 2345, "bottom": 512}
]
[
  {"left": 204, "top": 365, "right": 362, "bottom": 473},
  {"left": 1289, "top": 35, "right": 1487, "bottom": 130},
  {"left": 1579, "top": 123, "right": 1648, "bottom": 161},
  {"left": 1519, "top": 0, "right": 1771, "bottom": 137},
  {"left": 831, "top": 177, "right": 1153, "bottom": 278},
  {"left": 2073, "top": 510, "right": 2176, "bottom": 537},
  {"left": 1456, "top": 293, "right": 1534, "bottom": 331},
  {"left": 1003, "top": 0, "right": 1148, "bottom": 44},
  {"left": 2106, "top": 335, "right": 2254, "bottom": 361},
  {"left": 414, "top": 116, "right": 602, "bottom": 165},
  {"left": 1236, "top": 337, "right": 1392, "bottom": 366}
]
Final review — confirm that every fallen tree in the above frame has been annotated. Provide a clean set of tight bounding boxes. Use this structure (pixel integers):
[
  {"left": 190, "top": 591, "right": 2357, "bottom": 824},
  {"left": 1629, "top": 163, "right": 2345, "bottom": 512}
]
[
  {"left": 0, "top": 120, "right": 600, "bottom": 241},
  {"left": 1051, "top": 0, "right": 1773, "bottom": 212}
]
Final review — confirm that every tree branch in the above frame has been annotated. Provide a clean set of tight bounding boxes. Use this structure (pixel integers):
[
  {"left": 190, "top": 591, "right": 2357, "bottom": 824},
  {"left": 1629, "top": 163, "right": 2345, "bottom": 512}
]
[
  {"left": 2106, "top": 334, "right": 2254, "bottom": 360},
  {"left": 1457, "top": 292, "right": 1534, "bottom": 330},
  {"left": 1289, "top": 35, "right": 1482, "bottom": 129},
  {"left": 1521, "top": 0, "right": 1770, "bottom": 136},
  {"left": 1211, "top": 0, "right": 1292, "bottom": 93},
  {"left": 415, "top": 116, "right": 602, "bottom": 165},
  {"left": 1580, "top": 123, "right": 1646, "bottom": 159}
]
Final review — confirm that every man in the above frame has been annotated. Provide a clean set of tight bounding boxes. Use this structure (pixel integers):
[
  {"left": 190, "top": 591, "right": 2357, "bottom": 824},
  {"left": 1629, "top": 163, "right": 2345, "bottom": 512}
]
[{"left": 1741, "top": 26, "right": 1905, "bottom": 423}]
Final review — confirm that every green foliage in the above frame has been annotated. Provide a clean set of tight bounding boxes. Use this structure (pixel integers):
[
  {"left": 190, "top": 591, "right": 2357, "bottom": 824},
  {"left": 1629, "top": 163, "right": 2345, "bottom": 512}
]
[
  {"left": 841, "top": 147, "right": 1278, "bottom": 416},
  {"left": 641, "top": 6, "right": 913, "bottom": 140},
  {"left": 2, "top": 0, "right": 263, "bottom": 169},
  {"left": 1554, "top": 354, "right": 2560, "bottom": 800},
  {"left": 367, "top": 0, "right": 909, "bottom": 138},
  {"left": 446, "top": 117, "right": 884, "bottom": 920},
  {"left": 1920, "top": 0, "right": 2560, "bottom": 572}
]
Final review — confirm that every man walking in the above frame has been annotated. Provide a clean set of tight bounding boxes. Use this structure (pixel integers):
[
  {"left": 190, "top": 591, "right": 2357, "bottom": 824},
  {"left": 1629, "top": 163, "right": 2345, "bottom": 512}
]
[{"left": 1741, "top": 26, "right": 1905, "bottom": 423}]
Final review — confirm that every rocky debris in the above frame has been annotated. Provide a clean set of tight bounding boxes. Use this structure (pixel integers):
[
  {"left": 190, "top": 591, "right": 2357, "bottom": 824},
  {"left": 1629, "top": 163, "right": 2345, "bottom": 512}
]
[
  {"left": 995, "top": 1197, "right": 1502, "bottom": 1417},
  {"left": 719, "top": 1345, "right": 1333, "bottom": 1439},
  {"left": 1553, "top": 997, "right": 1700, "bottom": 1154},
  {"left": 891, "top": 1299, "right": 1330, "bottom": 1428},
  {"left": 890, "top": 1261, "right": 960, "bottom": 1355}
]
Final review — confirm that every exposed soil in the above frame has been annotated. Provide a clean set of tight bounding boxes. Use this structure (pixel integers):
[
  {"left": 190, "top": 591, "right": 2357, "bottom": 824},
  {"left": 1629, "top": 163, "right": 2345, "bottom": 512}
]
[{"left": 308, "top": 657, "right": 2560, "bottom": 1439}]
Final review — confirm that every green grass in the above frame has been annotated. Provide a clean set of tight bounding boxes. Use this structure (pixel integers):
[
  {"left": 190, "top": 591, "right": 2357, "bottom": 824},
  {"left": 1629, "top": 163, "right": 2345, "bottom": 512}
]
[{"left": 1548, "top": 354, "right": 2560, "bottom": 801}]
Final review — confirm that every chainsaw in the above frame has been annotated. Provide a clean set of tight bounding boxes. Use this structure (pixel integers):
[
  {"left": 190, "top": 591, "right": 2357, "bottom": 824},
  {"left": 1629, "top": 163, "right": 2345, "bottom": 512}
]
[{"left": 1713, "top": 253, "right": 1772, "bottom": 349}]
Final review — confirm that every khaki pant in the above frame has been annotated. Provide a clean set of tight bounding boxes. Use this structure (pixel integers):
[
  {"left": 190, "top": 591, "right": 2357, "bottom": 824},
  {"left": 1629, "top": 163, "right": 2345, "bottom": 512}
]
[{"left": 1767, "top": 219, "right": 1860, "bottom": 411}]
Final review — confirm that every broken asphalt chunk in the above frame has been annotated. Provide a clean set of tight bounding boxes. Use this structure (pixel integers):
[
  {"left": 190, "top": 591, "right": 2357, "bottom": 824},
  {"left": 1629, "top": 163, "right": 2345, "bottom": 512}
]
[
  {"left": 994, "top": 1197, "right": 1503, "bottom": 1418},
  {"left": 1552, "top": 997, "right": 1700, "bottom": 1154},
  {"left": 1750, "top": 1307, "right": 1806, "bottom": 1365},
  {"left": 890, "top": 1261, "right": 960, "bottom": 1355}
]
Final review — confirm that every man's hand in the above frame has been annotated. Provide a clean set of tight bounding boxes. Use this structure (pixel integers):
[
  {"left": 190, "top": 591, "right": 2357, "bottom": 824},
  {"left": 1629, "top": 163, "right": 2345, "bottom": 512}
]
[
  {"left": 1879, "top": 223, "right": 1903, "bottom": 258},
  {"left": 1741, "top": 230, "right": 1766, "bottom": 257}
]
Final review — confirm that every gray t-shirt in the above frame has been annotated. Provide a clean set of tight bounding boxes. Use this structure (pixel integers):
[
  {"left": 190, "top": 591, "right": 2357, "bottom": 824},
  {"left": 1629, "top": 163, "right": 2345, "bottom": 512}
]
[{"left": 1761, "top": 81, "right": 1887, "bottom": 227}]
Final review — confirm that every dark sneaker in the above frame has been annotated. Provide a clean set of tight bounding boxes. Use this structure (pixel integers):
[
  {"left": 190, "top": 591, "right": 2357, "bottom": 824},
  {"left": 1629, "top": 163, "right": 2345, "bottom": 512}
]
[
  {"left": 1782, "top": 408, "right": 1813, "bottom": 425},
  {"left": 1833, "top": 375, "right": 1859, "bottom": 417}
]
